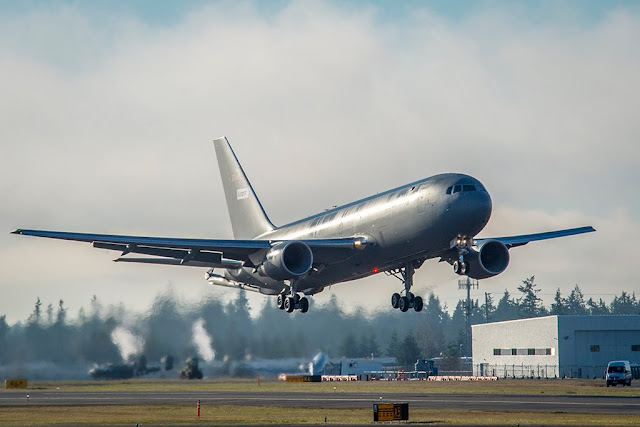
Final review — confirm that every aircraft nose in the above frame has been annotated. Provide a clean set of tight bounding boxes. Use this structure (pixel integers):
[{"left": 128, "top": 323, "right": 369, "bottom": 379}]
[
  {"left": 476, "top": 189, "right": 492, "bottom": 225},
  {"left": 451, "top": 187, "right": 492, "bottom": 235}
]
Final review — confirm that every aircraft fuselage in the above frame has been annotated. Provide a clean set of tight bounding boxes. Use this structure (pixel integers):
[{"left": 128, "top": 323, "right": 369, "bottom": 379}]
[{"left": 225, "top": 173, "right": 492, "bottom": 294}]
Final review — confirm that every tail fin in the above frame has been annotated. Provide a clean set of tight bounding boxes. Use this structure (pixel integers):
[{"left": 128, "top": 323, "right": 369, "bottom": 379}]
[{"left": 213, "top": 136, "right": 275, "bottom": 239}]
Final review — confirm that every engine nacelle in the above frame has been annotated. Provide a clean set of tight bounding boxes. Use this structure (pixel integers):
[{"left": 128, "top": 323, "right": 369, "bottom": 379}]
[
  {"left": 465, "top": 240, "right": 510, "bottom": 280},
  {"left": 257, "top": 241, "right": 313, "bottom": 281}
]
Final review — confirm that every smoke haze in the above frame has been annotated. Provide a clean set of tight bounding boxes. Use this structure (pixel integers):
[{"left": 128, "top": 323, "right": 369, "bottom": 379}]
[
  {"left": 111, "top": 327, "right": 145, "bottom": 361},
  {"left": 192, "top": 318, "right": 215, "bottom": 362}
]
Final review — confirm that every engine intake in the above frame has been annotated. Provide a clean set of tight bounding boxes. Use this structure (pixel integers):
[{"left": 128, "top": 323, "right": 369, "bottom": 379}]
[
  {"left": 465, "top": 240, "right": 510, "bottom": 280},
  {"left": 258, "top": 241, "right": 313, "bottom": 280}
]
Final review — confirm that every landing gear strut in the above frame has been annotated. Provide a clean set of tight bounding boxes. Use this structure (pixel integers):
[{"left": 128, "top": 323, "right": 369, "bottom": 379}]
[
  {"left": 452, "top": 235, "right": 472, "bottom": 276},
  {"left": 387, "top": 261, "right": 423, "bottom": 312},
  {"left": 276, "top": 281, "right": 309, "bottom": 314}
]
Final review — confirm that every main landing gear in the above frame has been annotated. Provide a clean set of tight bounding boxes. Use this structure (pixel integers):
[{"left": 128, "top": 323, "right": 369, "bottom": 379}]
[
  {"left": 276, "top": 280, "right": 309, "bottom": 314},
  {"left": 387, "top": 261, "right": 423, "bottom": 312}
]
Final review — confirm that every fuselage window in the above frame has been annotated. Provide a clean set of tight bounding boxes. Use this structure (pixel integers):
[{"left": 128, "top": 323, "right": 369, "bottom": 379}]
[
  {"left": 463, "top": 184, "right": 476, "bottom": 192},
  {"left": 446, "top": 186, "right": 452, "bottom": 194},
  {"left": 453, "top": 185, "right": 462, "bottom": 194}
]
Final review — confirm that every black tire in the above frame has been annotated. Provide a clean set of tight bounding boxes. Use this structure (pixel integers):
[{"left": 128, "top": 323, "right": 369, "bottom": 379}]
[
  {"left": 413, "top": 296, "right": 423, "bottom": 312},
  {"left": 460, "top": 262, "right": 468, "bottom": 275},
  {"left": 391, "top": 293, "right": 401, "bottom": 309},
  {"left": 453, "top": 261, "right": 461, "bottom": 274},
  {"left": 399, "top": 296, "right": 410, "bottom": 312},
  {"left": 277, "top": 294, "right": 285, "bottom": 310},
  {"left": 293, "top": 294, "right": 301, "bottom": 304},
  {"left": 408, "top": 292, "right": 415, "bottom": 301},
  {"left": 300, "top": 297, "right": 309, "bottom": 313},
  {"left": 284, "top": 296, "right": 294, "bottom": 313}
]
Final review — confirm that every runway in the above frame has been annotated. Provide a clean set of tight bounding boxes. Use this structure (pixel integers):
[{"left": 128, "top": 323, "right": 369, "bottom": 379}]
[{"left": 2, "top": 389, "right": 640, "bottom": 415}]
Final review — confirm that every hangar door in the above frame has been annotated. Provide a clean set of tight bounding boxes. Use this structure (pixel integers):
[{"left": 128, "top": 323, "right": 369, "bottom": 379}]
[{"left": 574, "top": 330, "right": 640, "bottom": 367}]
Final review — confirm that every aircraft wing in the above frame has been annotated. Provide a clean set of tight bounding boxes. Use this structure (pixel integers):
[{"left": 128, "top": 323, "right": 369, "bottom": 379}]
[
  {"left": 474, "top": 226, "right": 595, "bottom": 248},
  {"left": 11, "top": 229, "right": 365, "bottom": 268}
]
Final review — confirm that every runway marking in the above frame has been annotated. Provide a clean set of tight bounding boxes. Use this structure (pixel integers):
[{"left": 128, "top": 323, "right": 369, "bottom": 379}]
[{"left": 3, "top": 395, "right": 639, "bottom": 408}]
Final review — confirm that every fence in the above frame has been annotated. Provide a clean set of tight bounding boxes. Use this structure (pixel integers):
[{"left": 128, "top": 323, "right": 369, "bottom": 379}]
[{"left": 473, "top": 364, "right": 609, "bottom": 379}]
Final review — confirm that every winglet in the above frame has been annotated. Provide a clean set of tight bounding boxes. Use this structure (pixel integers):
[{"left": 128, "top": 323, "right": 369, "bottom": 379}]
[{"left": 11, "top": 229, "right": 23, "bottom": 235}]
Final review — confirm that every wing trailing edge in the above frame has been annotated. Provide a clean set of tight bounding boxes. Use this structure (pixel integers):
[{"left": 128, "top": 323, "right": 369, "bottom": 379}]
[{"left": 11, "top": 228, "right": 367, "bottom": 266}]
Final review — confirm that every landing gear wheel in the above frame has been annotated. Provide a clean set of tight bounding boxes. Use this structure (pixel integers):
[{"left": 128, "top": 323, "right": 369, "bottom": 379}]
[
  {"left": 413, "top": 296, "right": 423, "bottom": 312},
  {"left": 284, "top": 296, "right": 294, "bottom": 313},
  {"left": 453, "top": 261, "right": 468, "bottom": 275},
  {"left": 300, "top": 297, "right": 309, "bottom": 313},
  {"left": 293, "top": 294, "right": 301, "bottom": 305},
  {"left": 399, "top": 296, "right": 410, "bottom": 312},
  {"left": 277, "top": 294, "right": 285, "bottom": 310},
  {"left": 391, "top": 293, "right": 401, "bottom": 309}
]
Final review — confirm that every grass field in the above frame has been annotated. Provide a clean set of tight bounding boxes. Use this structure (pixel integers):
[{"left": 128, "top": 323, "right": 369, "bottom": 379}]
[
  {"left": 1, "top": 404, "right": 640, "bottom": 426},
  {"left": 1, "top": 378, "right": 639, "bottom": 426}
]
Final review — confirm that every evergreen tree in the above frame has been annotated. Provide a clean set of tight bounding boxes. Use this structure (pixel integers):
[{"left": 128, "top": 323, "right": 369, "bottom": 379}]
[
  {"left": 550, "top": 288, "right": 567, "bottom": 315},
  {"left": 517, "top": 276, "right": 546, "bottom": 318},
  {"left": 610, "top": 291, "right": 638, "bottom": 314},
  {"left": 480, "top": 292, "right": 495, "bottom": 323},
  {"left": 587, "top": 297, "right": 610, "bottom": 315},
  {"left": 56, "top": 299, "right": 66, "bottom": 325},
  {"left": 340, "top": 334, "right": 358, "bottom": 357},
  {"left": 0, "top": 315, "right": 7, "bottom": 363},
  {"left": 46, "top": 303, "right": 54, "bottom": 325},
  {"left": 397, "top": 332, "right": 421, "bottom": 366},
  {"left": 566, "top": 285, "right": 587, "bottom": 315},
  {"left": 386, "top": 329, "right": 401, "bottom": 359},
  {"left": 28, "top": 297, "right": 42, "bottom": 324},
  {"left": 493, "top": 290, "right": 518, "bottom": 321},
  {"left": 416, "top": 294, "right": 446, "bottom": 358}
]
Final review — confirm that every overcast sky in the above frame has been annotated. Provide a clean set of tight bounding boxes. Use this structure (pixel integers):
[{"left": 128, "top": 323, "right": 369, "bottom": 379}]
[{"left": 1, "top": 0, "right": 639, "bottom": 324}]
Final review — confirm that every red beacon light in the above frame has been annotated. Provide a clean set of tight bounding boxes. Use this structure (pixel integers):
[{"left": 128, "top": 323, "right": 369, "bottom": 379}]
[{"left": 373, "top": 267, "right": 379, "bottom": 274}]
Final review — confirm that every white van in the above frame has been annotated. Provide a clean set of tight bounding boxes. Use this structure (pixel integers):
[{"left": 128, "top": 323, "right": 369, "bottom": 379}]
[{"left": 606, "top": 361, "right": 632, "bottom": 387}]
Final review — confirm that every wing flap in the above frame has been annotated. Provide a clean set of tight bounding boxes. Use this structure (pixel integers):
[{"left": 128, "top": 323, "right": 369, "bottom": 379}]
[{"left": 113, "top": 257, "right": 243, "bottom": 268}]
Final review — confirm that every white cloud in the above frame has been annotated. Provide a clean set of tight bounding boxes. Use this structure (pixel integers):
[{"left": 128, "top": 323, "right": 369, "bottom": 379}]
[{"left": 1, "top": 2, "right": 639, "bottom": 322}]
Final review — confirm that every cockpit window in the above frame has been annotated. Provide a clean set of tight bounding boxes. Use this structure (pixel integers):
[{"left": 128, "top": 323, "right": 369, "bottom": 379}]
[
  {"left": 446, "top": 186, "right": 452, "bottom": 194},
  {"left": 453, "top": 185, "right": 462, "bottom": 194},
  {"left": 463, "top": 184, "right": 476, "bottom": 192}
]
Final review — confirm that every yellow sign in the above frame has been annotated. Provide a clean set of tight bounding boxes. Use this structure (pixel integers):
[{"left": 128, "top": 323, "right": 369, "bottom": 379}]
[
  {"left": 376, "top": 404, "right": 395, "bottom": 421},
  {"left": 373, "top": 403, "right": 409, "bottom": 422},
  {"left": 5, "top": 379, "right": 27, "bottom": 389}
]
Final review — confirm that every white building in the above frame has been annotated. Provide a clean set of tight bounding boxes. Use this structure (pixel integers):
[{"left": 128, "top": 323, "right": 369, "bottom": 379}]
[{"left": 472, "top": 315, "right": 640, "bottom": 378}]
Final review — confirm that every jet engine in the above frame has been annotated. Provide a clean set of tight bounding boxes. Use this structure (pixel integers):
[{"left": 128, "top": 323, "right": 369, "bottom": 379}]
[
  {"left": 257, "top": 241, "right": 313, "bottom": 281},
  {"left": 465, "top": 240, "right": 510, "bottom": 280}
]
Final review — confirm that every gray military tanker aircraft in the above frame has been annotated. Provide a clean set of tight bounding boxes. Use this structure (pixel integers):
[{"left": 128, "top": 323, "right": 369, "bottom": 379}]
[{"left": 12, "top": 137, "right": 594, "bottom": 313}]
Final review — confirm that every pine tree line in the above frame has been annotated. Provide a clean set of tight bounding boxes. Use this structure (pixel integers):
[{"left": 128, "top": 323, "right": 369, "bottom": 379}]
[{"left": 0, "top": 277, "right": 638, "bottom": 372}]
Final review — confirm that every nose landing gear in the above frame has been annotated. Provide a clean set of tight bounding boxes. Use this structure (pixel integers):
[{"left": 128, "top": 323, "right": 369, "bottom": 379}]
[
  {"left": 452, "top": 235, "right": 473, "bottom": 276},
  {"left": 387, "top": 261, "right": 424, "bottom": 312}
]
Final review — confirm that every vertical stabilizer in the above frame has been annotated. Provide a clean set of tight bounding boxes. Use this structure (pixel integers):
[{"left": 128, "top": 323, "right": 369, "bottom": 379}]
[{"left": 213, "top": 137, "right": 275, "bottom": 239}]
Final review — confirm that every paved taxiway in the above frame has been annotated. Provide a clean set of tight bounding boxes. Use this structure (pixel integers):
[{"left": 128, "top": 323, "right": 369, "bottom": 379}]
[{"left": 2, "top": 390, "right": 640, "bottom": 415}]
